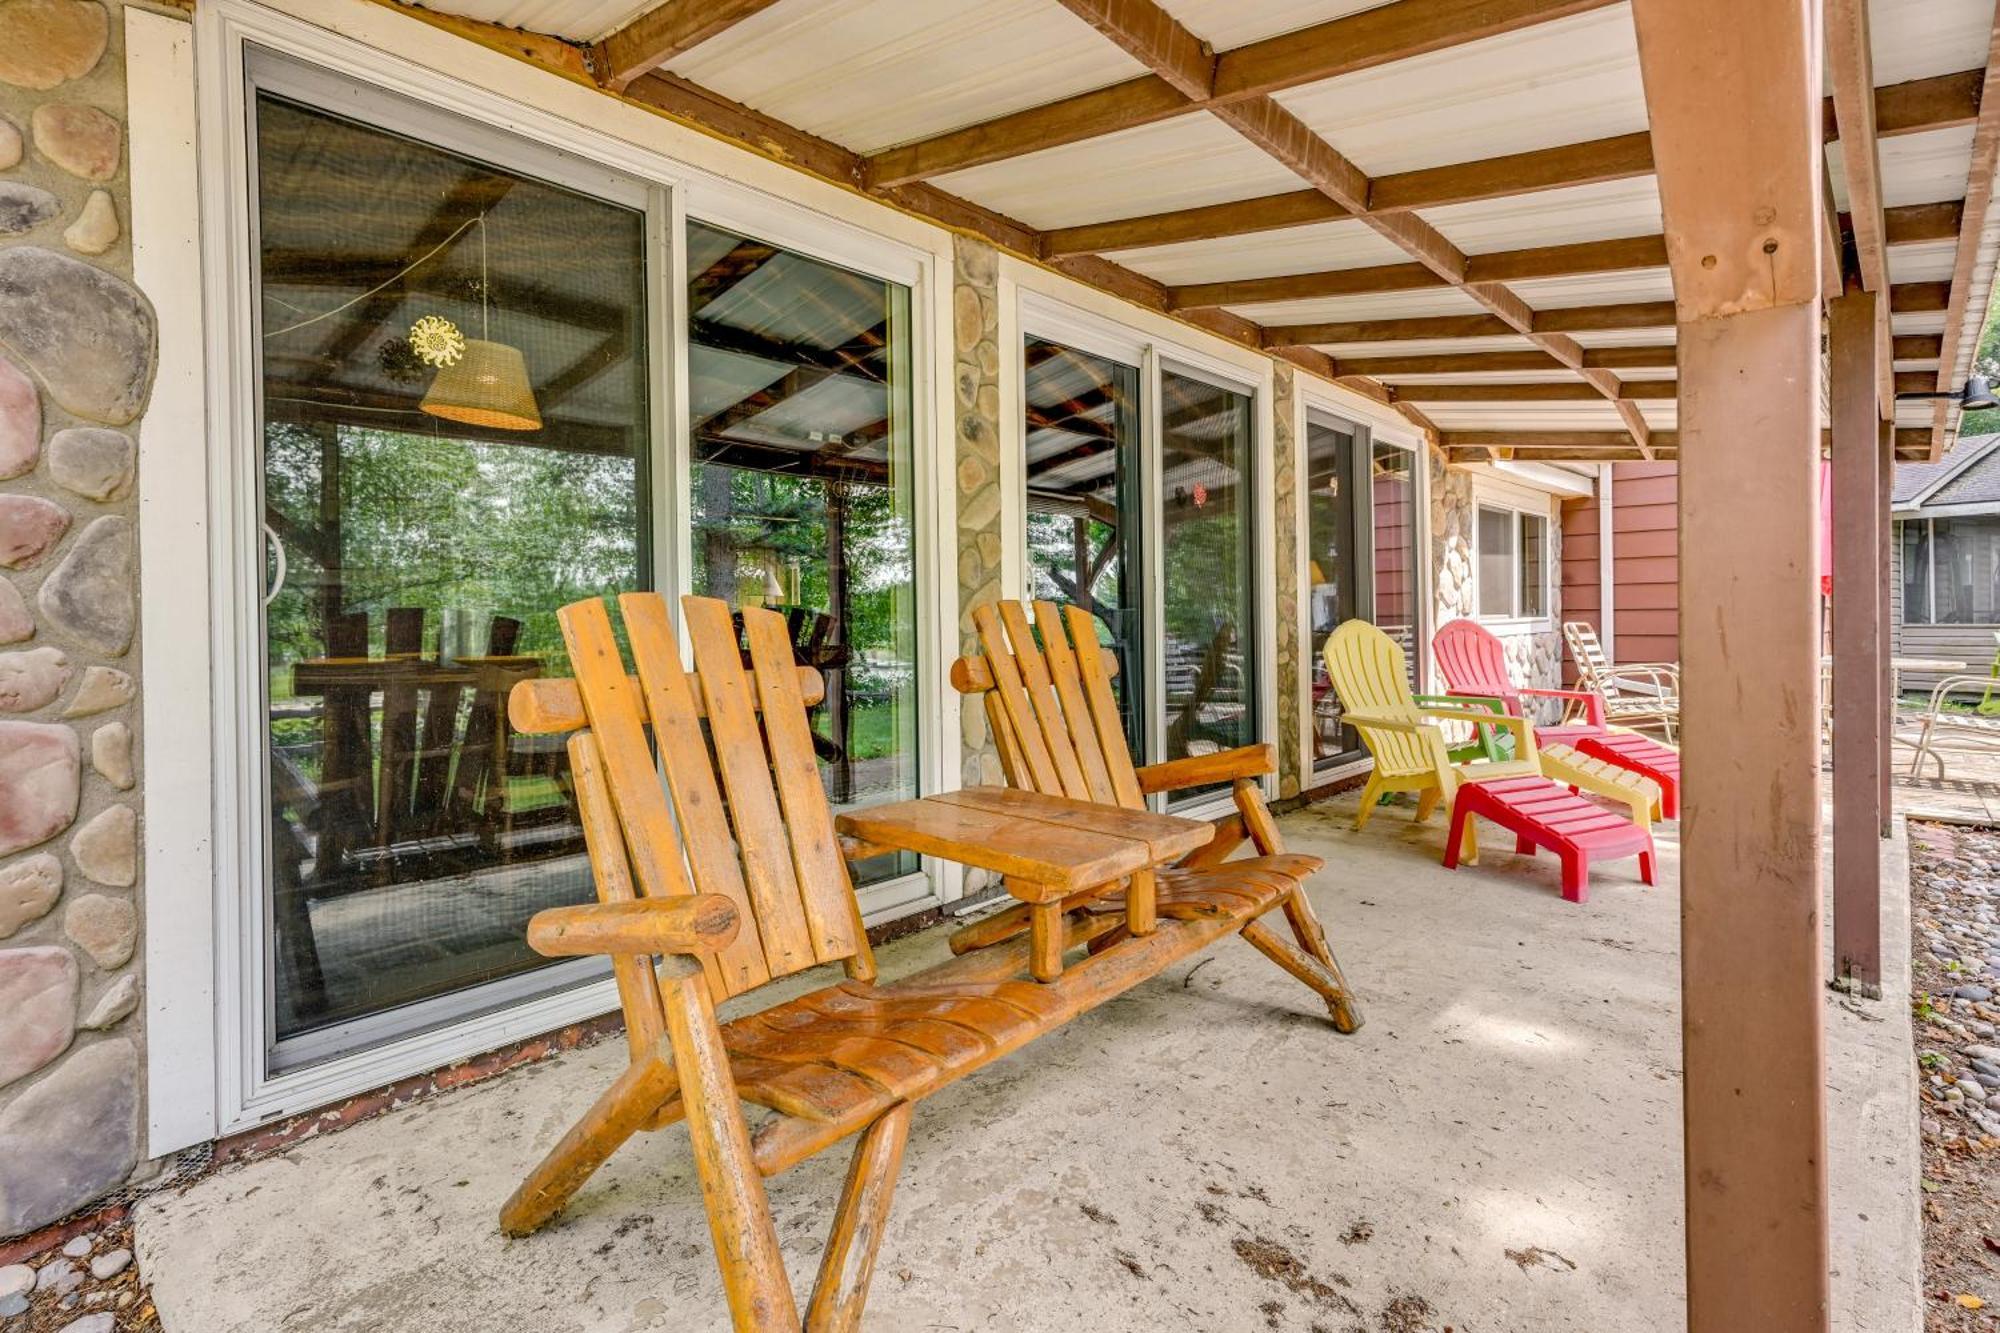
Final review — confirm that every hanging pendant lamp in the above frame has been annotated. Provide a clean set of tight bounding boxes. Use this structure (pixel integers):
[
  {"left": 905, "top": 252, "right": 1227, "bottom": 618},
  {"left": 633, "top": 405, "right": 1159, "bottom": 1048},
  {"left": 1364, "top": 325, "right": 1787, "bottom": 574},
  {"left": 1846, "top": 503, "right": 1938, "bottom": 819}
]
[{"left": 421, "top": 213, "right": 541, "bottom": 432}]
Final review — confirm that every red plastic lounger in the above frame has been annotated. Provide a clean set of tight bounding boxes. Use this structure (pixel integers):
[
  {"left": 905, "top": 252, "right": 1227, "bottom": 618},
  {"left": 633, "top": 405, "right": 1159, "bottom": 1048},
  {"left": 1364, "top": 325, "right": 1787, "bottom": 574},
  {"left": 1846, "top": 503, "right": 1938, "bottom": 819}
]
[
  {"left": 1575, "top": 732, "right": 1681, "bottom": 819},
  {"left": 1434, "top": 618, "right": 1682, "bottom": 820},
  {"left": 1443, "top": 775, "right": 1656, "bottom": 904}
]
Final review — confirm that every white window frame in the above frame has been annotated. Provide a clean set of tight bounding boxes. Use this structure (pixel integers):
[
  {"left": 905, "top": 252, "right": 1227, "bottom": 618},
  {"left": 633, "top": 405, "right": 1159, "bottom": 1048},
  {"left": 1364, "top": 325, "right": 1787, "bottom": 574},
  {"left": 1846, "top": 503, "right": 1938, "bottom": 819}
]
[
  {"left": 999, "top": 278, "right": 1276, "bottom": 820},
  {"left": 1471, "top": 481, "right": 1555, "bottom": 630},
  {"left": 153, "top": 0, "right": 959, "bottom": 1149}
]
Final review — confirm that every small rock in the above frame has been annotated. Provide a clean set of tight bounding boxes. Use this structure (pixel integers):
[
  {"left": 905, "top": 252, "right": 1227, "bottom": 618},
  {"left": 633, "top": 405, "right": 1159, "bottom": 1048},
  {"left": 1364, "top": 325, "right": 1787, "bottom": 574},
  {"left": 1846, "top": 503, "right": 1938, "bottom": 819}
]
[
  {"left": 0, "top": 644, "right": 71, "bottom": 711},
  {"left": 0, "top": 719, "right": 79, "bottom": 856},
  {"left": 79, "top": 972, "right": 134, "bottom": 1029},
  {"left": 0, "top": 1263, "right": 30, "bottom": 1300},
  {"left": 1923, "top": 1116, "right": 1943, "bottom": 1136},
  {"left": 69, "top": 804, "right": 132, "bottom": 887},
  {"left": 30, "top": 104, "right": 118, "bottom": 182},
  {"left": 0, "top": 353, "right": 36, "bottom": 480},
  {"left": 34, "top": 1257, "right": 75, "bottom": 1291},
  {"left": 0, "top": 1291, "right": 24, "bottom": 1317},
  {"left": 61, "top": 665, "right": 130, "bottom": 718},
  {"left": 1973, "top": 1058, "right": 2000, "bottom": 1080},
  {"left": 89, "top": 720, "right": 129, "bottom": 789},
  {"left": 1954, "top": 986, "right": 1993, "bottom": 1002},
  {"left": 0, "top": 247, "right": 156, "bottom": 425},
  {"left": 0, "top": 945, "right": 75, "bottom": 1088},
  {"left": 59, "top": 1234, "right": 88, "bottom": 1258},
  {"left": 0, "top": 853, "right": 63, "bottom": 939},
  {"left": 0, "top": 1038, "right": 138, "bottom": 1234},
  {"left": 1969, "top": 1044, "right": 2000, "bottom": 1061},
  {"left": 0, "top": 1, "right": 108, "bottom": 90},
  {"left": 0, "top": 493, "right": 69, "bottom": 568},
  {"left": 46, "top": 427, "right": 132, "bottom": 501},
  {"left": 0, "top": 577, "right": 27, "bottom": 643},
  {"left": 86, "top": 1249, "right": 126, "bottom": 1280},
  {"left": 38, "top": 515, "right": 131, "bottom": 655},
  {"left": 61, "top": 188, "right": 114, "bottom": 256},
  {"left": 58, "top": 1313, "right": 114, "bottom": 1333},
  {"left": 64, "top": 893, "right": 133, "bottom": 967},
  {"left": 0, "top": 180, "right": 55, "bottom": 234},
  {"left": 0, "top": 117, "right": 18, "bottom": 170}
]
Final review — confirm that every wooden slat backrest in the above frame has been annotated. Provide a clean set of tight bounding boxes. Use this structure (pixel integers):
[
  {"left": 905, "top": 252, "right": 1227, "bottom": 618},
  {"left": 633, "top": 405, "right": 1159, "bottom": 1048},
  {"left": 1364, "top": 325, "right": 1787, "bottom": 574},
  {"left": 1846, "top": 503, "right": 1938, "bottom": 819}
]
[
  {"left": 552, "top": 593, "right": 870, "bottom": 1003},
  {"left": 953, "top": 600, "right": 1145, "bottom": 812}
]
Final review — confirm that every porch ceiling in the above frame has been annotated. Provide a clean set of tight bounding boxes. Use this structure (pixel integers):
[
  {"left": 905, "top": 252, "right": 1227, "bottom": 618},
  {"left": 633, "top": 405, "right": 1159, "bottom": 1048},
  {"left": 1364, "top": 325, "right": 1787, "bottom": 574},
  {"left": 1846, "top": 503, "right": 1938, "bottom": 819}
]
[{"left": 398, "top": 0, "right": 2000, "bottom": 464}]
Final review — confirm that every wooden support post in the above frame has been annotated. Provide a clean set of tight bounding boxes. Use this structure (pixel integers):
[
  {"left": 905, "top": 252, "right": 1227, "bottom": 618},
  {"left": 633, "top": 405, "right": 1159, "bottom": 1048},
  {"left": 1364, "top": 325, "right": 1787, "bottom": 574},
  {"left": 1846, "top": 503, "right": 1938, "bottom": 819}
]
[
  {"left": 1831, "top": 286, "right": 1884, "bottom": 995},
  {"left": 1631, "top": 0, "right": 1830, "bottom": 1327},
  {"left": 1878, "top": 420, "right": 1895, "bottom": 834}
]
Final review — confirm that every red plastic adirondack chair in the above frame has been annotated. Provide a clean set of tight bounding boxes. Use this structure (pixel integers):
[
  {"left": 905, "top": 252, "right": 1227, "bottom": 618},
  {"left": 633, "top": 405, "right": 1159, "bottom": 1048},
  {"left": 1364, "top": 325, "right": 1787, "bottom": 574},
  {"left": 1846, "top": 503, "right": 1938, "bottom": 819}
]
[{"left": 1433, "top": 618, "right": 1604, "bottom": 742}]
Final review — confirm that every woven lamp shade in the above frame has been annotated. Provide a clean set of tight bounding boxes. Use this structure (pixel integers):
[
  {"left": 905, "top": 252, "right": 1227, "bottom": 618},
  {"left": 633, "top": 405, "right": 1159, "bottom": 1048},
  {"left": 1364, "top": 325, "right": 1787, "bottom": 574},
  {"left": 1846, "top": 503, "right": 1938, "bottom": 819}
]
[{"left": 421, "top": 339, "right": 541, "bottom": 431}]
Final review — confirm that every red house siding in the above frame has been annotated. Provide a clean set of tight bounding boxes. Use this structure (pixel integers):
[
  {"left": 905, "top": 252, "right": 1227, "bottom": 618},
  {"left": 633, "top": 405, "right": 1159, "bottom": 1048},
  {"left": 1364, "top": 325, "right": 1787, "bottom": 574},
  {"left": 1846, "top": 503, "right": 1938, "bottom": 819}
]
[{"left": 1559, "top": 462, "right": 1680, "bottom": 682}]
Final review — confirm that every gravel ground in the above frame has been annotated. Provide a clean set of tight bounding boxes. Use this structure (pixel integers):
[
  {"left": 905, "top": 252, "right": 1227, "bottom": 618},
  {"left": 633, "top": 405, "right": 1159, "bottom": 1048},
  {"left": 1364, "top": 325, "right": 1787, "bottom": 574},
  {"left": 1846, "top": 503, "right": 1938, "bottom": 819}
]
[
  {"left": 0, "top": 1215, "right": 159, "bottom": 1333},
  {"left": 1911, "top": 820, "right": 2000, "bottom": 1329}
]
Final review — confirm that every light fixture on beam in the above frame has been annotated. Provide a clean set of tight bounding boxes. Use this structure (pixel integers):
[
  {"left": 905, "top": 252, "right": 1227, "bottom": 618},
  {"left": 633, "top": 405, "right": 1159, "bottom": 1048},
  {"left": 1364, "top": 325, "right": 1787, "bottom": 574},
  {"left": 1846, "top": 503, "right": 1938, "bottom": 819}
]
[{"left": 1894, "top": 376, "right": 1999, "bottom": 412}]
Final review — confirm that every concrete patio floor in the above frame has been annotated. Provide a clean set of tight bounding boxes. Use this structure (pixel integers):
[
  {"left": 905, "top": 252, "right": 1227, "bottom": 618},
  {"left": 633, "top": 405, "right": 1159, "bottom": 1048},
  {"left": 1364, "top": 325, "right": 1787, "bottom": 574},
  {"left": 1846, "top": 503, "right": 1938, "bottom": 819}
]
[{"left": 133, "top": 794, "right": 1918, "bottom": 1332}]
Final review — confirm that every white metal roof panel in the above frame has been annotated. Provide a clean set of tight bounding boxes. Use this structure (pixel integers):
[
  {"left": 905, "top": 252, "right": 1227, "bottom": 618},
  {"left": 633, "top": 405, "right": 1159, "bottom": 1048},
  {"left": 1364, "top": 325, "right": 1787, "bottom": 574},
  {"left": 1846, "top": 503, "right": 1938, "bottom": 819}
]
[
  {"left": 1418, "top": 178, "right": 1664, "bottom": 255},
  {"left": 931, "top": 113, "right": 1308, "bottom": 231},
  {"left": 1829, "top": 125, "right": 1979, "bottom": 209},
  {"left": 664, "top": 0, "right": 1145, "bottom": 154},
  {"left": 1888, "top": 240, "right": 1963, "bottom": 283},
  {"left": 1162, "top": 0, "right": 1392, "bottom": 52},
  {"left": 1867, "top": 0, "right": 1996, "bottom": 86},
  {"left": 1420, "top": 400, "right": 1630, "bottom": 430},
  {"left": 1271, "top": 5, "right": 1647, "bottom": 177},
  {"left": 1511, "top": 269, "right": 1676, "bottom": 310},
  {"left": 1315, "top": 335, "right": 1538, "bottom": 357},
  {"left": 1566, "top": 328, "right": 1678, "bottom": 348},
  {"left": 409, "top": 0, "right": 659, "bottom": 43},
  {"left": 1108, "top": 219, "right": 1411, "bottom": 286},
  {"left": 1224, "top": 286, "right": 1488, "bottom": 325},
  {"left": 1374, "top": 369, "right": 1605, "bottom": 385},
  {"left": 1895, "top": 311, "right": 1950, "bottom": 334}
]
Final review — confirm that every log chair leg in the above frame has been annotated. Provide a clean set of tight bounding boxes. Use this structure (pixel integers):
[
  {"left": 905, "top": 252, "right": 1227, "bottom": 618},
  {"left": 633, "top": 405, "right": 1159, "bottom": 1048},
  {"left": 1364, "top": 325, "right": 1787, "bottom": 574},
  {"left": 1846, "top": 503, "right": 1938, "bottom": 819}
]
[
  {"left": 1125, "top": 867, "right": 1158, "bottom": 937},
  {"left": 804, "top": 1103, "right": 913, "bottom": 1333},
  {"left": 1239, "top": 918, "right": 1362, "bottom": 1034},
  {"left": 1277, "top": 885, "right": 1364, "bottom": 1034},
  {"left": 1028, "top": 899, "right": 1065, "bottom": 982},
  {"left": 499, "top": 1046, "right": 680, "bottom": 1237},
  {"left": 664, "top": 974, "right": 801, "bottom": 1331}
]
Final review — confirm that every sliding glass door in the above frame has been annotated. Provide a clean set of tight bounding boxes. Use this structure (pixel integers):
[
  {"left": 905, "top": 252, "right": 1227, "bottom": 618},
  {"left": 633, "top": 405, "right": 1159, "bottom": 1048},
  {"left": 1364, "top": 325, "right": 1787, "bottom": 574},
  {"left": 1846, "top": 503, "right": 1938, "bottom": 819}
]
[{"left": 251, "top": 59, "right": 654, "bottom": 1069}]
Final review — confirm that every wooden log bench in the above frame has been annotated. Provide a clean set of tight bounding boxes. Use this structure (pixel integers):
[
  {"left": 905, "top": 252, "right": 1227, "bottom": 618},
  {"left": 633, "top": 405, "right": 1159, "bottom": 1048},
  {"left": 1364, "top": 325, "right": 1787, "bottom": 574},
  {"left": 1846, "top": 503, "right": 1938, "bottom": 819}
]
[{"left": 498, "top": 592, "right": 1363, "bottom": 1331}]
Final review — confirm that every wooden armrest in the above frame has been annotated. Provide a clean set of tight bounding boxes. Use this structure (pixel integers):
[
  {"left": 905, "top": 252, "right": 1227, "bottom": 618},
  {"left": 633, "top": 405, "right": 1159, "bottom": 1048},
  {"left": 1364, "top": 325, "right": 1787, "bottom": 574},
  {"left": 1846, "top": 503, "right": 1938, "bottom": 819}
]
[
  {"left": 526, "top": 895, "right": 740, "bottom": 959},
  {"left": 1134, "top": 743, "right": 1275, "bottom": 794}
]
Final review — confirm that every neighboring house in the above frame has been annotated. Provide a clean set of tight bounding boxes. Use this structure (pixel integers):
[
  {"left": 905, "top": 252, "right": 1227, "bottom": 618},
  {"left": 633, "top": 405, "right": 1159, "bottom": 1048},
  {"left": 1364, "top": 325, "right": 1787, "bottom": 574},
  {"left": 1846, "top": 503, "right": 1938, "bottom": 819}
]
[
  {"left": 1893, "top": 433, "right": 2000, "bottom": 690},
  {"left": 1559, "top": 462, "right": 1683, "bottom": 684}
]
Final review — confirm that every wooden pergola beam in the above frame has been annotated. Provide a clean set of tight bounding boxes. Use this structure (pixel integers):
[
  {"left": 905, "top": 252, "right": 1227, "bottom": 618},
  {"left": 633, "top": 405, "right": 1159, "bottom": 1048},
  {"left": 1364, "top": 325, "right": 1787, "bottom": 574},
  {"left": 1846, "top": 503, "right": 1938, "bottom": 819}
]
[
  {"left": 589, "top": 0, "right": 785, "bottom": 92},
  {"left": 1828, "top": 0, "right": 1897, "bottom": 417},
  {"left": 1368, "top": 131, "right": 1653, "bottom": 212}
]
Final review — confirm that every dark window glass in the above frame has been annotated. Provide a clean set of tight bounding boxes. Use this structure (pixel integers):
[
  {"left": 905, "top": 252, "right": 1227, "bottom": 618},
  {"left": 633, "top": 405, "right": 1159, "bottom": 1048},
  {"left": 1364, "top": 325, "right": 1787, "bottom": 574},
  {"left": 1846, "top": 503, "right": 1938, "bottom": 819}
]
[
  {"left": 254, "top": 90, "right": 648, "bottom": 1062},
  {"left": 685, "top": 221, "right": 918, "bottom": 885},
  {"left": 1933, "top": 516, "right": 2000, "bottom": 624},
  {"left": 1519, "top": 512, "right": 1547, "bottom": 618},
  {"left": 1477, "top": 506, "right": 1514, "bottom": 616},
  {"left": 1901, "top": 521, "right": 1931, "bottom": 624},
  {"left": 1160, "top": 370, "right": 1256, "bottom": 800},
  {"left": 1023, "top": 337, "right": 1144, "bottom": 755}
]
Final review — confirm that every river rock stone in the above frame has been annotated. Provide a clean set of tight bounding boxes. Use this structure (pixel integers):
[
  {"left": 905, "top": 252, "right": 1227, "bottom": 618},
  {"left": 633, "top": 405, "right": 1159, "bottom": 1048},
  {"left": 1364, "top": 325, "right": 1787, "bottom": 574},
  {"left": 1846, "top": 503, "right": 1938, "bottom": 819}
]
[
  {"left": 0, "top": 945, "right": 74, "bottom": 1088},
  {"left": 0, "top": 247, "right": 155, "bottom": 425},
  {"left": 0, "top": 853, "right": 57, "bottom": 938},
  {"left": 68, "top": 805, "right": 130, "bottom": 889},
  {"left": 0, "top": 181, "right": 55, "bottom": 236},
  {"left": 0, "top": 720, "right": 76, "bottom": 856},
  {"left": 61, "top": 665, "right": 128, "bottom": 718},
  {"left": 0, "top": 1, "right": 107, "bottom": 90},
  {"left": 0, "top": 494, "right": 68, "bottom": 568},
  {"left": 30, "top": 105, "right": 117, "bottom": 182},
  {"left": 88, "top": 720, "right": 127, "bottom": 789},
  {"left": 0, "top": 645, "right": 69, "bottom": 712},
  {"left": 0, "top": 118, "right": 18, "bottom": 171},
  {"left": 37, "top": 516, "right": 130, "bottom": 655},
  {"left": 61, "top": 189, "right": 114, "bottom": 257},
  {"left": 46, "top": 427, "right": 131, "bottom": 501},
  {"left": 0, "top": 578, "right": 26, "bottom": 644},
  {"left": 0, "top": 1037, "right": 138, "bottom": 1235},
  {"left": 79, "top": 972, "right": 132, "bottom": 1030},
  {"left": 63, "top": 893, "right": 131, "bottom": 966},
  {"left": 0, "top": 355, "right": 38, "bottom": 481},
  {"left": 59, "top": 1313, "right": 113, "bottom": 1333}
]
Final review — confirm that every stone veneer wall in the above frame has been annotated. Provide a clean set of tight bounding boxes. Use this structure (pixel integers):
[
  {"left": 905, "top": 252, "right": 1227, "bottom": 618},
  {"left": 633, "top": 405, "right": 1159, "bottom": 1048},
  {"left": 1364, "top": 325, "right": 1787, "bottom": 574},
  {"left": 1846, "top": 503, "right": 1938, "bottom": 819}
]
[
  {"left": 951, "top": 236, "right": 1002, "bottom": 894},
  {"left": 0, "top": 0, "right": 154, "bottom": 1242},
  {"left": 1270, "top": 364, "right": 1302, "bottom": 797}
]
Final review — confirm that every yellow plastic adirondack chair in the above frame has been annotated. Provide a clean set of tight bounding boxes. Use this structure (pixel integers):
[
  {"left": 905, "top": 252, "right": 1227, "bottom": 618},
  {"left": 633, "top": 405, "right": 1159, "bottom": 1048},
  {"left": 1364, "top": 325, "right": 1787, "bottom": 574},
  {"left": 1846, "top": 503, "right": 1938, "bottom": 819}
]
[{"left": 1321, "top": 620, "right": 1541, "bottom": 854}]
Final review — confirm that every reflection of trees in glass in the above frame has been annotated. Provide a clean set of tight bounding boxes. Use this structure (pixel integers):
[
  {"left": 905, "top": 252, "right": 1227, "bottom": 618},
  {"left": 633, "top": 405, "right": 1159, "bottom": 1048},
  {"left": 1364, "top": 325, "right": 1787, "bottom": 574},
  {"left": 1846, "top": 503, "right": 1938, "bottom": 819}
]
[{"left": 263, "top": 422, "right": 641, "bottom": 679}]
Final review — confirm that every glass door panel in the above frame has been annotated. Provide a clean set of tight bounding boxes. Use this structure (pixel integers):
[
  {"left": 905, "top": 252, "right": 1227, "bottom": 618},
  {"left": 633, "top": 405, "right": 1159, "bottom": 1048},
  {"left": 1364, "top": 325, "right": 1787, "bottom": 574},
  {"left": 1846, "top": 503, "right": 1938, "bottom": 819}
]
[
  {"left": 253, "top": 88, "right": 651, "bottom": 1067},
  {"left": 685, "top": 221, "right": 919, "bottom": 886},
  {"left": 1023, "top": 337, "right": 1145, "bottom": 755},
  {"left": 1159, "top": 370, "right": 1257, "bottom": 802},
  {"left": 1305, "top": 417, "right": 1361, "bottom": 773}
]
